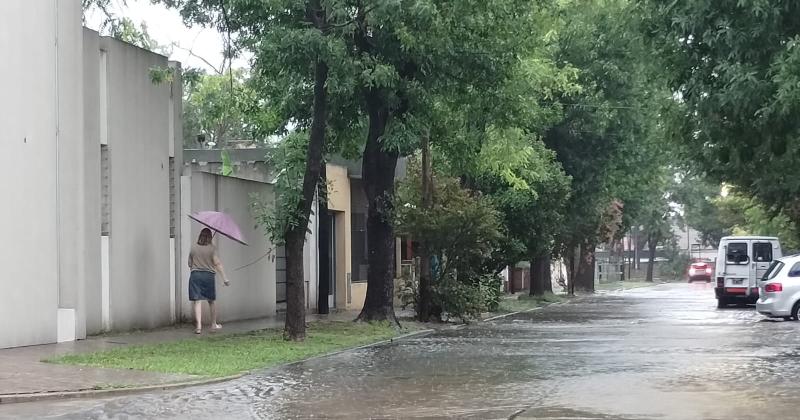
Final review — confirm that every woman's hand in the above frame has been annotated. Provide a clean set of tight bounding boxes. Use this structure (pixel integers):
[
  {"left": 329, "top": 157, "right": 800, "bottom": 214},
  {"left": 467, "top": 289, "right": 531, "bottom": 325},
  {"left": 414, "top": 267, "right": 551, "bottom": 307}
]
[{"left": 224, "top": 279, "right": 231, "bottom": 287}]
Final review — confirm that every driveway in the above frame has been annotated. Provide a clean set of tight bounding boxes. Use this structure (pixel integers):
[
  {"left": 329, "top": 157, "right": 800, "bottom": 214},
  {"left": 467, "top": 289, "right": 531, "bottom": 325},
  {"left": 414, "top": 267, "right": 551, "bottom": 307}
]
[{"left": 3, "top": 282, "right": 799, "bottom": 419}]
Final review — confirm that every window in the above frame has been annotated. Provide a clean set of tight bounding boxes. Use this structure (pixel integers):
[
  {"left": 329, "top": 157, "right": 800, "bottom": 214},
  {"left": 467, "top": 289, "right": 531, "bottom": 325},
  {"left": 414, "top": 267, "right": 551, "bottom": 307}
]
[
  {"left": 788, "top": 262, "right": 800, "bottom": 278},
  {"left": 763, "top": 261, "right": 784, "bottom": 281},
  {"left": 101, "top": 145, "right": 111, "bottom": 236},
  {"left": 726, "top": 243, "right": 748, "bottom": 264},
  {"left": 753, "top": 243, "right": 773, "bottom": 262},
  {"left": 169, "top": 157, "right": 176, "bottom": 238},
  {"left": 351, "top": 213, "right": 368, "bottom": 283}
]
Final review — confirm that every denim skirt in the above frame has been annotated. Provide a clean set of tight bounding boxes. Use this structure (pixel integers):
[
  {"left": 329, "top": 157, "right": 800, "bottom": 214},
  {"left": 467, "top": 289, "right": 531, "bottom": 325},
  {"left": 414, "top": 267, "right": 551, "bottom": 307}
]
[{"left": 189, "top": 270, "right": 216, "bottom": 301}]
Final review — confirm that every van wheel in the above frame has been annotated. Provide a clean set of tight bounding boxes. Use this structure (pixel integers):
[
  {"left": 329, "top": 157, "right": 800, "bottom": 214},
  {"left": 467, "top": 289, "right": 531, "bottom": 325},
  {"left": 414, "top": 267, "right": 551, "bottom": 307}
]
[{"left": 717, "top": 298, "right": 728, "bottom": 309}]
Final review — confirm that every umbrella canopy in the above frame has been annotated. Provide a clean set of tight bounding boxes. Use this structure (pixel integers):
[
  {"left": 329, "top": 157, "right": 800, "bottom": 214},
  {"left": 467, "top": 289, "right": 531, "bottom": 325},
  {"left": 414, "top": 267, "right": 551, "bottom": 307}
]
[{"left": 189, "top": 211, "right": 248, "bottom": 246}]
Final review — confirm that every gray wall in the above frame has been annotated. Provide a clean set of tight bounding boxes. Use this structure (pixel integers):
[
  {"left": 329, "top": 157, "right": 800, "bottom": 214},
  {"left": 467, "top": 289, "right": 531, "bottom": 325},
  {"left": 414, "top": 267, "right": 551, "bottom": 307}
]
[
  {"left": 0, "top": 7, "right": 182, "bottom": 347},
  {"left": 82, "top": 28, "right": 103, "bottom": 336},
  {"left": 56, "top": 0, "right": 89, "bottom": 341},
  {"left": 102, "top": 37, "right": 173, "bottom": 331},
  {"left": 184, "top": 172, "right": 277, "bottom": 322},
  {"left": 0, "top": 1, "right": 62, "bottom": 348}
]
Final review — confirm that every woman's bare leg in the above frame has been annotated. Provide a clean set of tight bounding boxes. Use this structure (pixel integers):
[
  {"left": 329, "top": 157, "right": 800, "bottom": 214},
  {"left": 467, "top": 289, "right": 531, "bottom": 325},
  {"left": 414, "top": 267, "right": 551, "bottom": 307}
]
[
  {"left": 193, "top": 301, "right": 202, "bottom": 332},
  {"left": 209, "top": 300, "right": 219, "bottom": 328}
]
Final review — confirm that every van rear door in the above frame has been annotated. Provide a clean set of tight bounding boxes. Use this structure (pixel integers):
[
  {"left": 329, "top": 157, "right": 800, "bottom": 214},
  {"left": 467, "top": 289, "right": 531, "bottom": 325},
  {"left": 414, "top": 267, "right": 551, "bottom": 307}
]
[
  {"left": 752, "top": 241, "right": 774, "bottom": 281},
  {"left": 724, "top": 241, "right": 750, "bottom": 290}
]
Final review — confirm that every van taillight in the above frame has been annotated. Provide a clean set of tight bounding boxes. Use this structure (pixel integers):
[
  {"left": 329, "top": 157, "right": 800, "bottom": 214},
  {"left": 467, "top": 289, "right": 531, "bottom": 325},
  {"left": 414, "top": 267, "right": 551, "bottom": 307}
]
[
  {"left": 766, "top": 283, "right": 783, "bottom": 293},
  {"left": 716, "top": 277, "right": 724, "bottom": 287}
]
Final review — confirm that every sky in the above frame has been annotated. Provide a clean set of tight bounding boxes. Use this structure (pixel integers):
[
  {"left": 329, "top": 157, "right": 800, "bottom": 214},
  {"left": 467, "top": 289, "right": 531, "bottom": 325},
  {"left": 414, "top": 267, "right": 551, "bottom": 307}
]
[{"left": 84, "top": 0, "right": 247, "bottom": 73}]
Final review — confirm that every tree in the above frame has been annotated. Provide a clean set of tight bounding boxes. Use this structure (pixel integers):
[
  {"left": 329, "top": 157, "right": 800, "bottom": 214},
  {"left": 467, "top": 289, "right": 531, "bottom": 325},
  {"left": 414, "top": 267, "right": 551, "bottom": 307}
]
[
  {"left": 672, "top": 175, "right": 729, "bottom": 248},
  {"left": 469, "top": 132, "right": 571, "bottom": 297},
  {"left": 182, "top": 70, "right": 279, "bottom": 148},
  {"left": 345, "top": 0, "right": 544, "bottom": 322},
  {"left": 395, "top": 160, "right": 504, "bottom": 322},
  {"left": 545, "top": 0, "right": 664, "bottom": 293},
  {"left": 161, "top": 0, "right": 358, "bottom": 340},
  {"left": 641, "top": 1, "right": 800, "bottom": 229}
]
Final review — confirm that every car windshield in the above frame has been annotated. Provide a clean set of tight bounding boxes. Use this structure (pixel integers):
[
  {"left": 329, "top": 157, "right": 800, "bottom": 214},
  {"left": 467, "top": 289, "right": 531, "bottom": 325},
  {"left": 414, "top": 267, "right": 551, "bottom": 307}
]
[{"left": 762, "top": 260, "right": 785, "bottom": 281}]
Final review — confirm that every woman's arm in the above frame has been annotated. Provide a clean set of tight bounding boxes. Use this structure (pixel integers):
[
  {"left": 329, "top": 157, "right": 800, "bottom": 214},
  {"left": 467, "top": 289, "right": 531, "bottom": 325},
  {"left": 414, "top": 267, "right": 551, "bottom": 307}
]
[{"left": 213, "top": 254, "right": 230, "bottom": 286}]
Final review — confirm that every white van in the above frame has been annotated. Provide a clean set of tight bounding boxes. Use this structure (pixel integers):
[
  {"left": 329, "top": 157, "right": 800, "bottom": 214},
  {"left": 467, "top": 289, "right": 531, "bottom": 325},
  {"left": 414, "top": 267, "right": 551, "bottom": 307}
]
[{"left": 715, "top": 236, "right": 782, "bottom": 308}]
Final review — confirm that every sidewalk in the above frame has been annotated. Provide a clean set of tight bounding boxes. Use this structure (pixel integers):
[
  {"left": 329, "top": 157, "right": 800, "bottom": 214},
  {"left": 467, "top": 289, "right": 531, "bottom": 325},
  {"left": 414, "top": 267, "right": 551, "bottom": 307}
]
[{"left": 0, "top": 311, "right": 358, "bottom": 399}]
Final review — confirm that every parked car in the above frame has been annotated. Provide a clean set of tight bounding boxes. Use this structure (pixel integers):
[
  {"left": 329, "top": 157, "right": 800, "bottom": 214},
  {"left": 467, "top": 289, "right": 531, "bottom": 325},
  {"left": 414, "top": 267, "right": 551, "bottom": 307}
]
[
  {"left": 688, "top": 260, "right": 714, "bottom": 282},
  {"left": 757, "top": 254, "right": 800, "bottom": 320},
  {"left": 715, "top": 236, "right": 782, "bottom": 308}
]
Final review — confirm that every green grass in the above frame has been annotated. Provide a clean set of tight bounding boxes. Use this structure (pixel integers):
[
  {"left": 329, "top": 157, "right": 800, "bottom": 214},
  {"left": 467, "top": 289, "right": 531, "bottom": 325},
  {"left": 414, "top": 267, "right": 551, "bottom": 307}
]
[
  {"left": 596, "top": 281, "right": 658, "bottom": 291},
  {"left": 49, "top": 321, "right": 408, "bottom": 378},
  {"left": 496, "top": 293, "right": 565, "bottom": 314}
]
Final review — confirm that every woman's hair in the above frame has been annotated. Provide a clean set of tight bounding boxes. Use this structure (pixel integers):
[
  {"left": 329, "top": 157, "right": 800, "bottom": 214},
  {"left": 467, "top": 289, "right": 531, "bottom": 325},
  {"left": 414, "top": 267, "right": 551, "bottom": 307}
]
[{"left": 198, "top": 228, "right": 213, "bottom": 246}]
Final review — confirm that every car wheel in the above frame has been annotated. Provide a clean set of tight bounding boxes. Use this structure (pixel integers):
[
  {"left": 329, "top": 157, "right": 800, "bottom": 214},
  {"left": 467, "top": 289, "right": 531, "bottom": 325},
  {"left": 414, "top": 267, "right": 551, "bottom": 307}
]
[
  {"left": 791, "top": 302, "right": 800, "bottom": 321},
  {"left": 717, "top": 298, "right": 727, "bottom": 309}
]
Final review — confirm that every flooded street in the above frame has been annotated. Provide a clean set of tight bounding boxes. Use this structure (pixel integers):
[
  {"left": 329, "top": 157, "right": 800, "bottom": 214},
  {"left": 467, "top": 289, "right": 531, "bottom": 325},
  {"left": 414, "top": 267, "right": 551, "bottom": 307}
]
[{"left": 5, "top": 283, "right": 800, "bottom": 419}]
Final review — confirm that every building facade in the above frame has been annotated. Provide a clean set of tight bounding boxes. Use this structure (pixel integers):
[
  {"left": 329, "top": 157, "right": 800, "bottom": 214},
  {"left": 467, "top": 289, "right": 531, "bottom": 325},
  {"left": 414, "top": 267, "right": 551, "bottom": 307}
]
[{"left": 1, "top": 1, "right": 182, "bottom": 348}]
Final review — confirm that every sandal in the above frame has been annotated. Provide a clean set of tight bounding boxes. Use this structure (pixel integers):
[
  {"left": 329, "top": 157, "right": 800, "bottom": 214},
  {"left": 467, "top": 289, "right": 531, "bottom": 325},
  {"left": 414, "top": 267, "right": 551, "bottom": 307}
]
[
  {"left": 194, "top": 328, "right": 202, "bottom": 334},
  {"left": 211, "top": 323, "right": 222, "bottom": 332}
]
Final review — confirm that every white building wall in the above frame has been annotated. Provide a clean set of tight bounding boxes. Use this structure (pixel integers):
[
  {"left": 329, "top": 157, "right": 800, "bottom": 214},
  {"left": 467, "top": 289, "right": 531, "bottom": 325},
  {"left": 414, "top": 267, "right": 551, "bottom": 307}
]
[
  {"left": 101, "top": 36, "right": 174, "bottom": 331},
  {"left": 56, "top": 0, "right": 87, "bottom": 342},
  {"left": 184, "top": 171, "right": 277, "bottom": 322},
  {"left": 82, "top": 28, "right": 104, "bottom": 335},
  {"left": 0, "top": 0, "right": 77, "bottom": 348}
]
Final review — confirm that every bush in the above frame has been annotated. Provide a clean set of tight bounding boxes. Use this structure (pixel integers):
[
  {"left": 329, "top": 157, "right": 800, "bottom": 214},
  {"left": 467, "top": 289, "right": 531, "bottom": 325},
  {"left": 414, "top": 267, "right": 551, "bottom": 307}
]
[
  {"left": 480, "top": 275, "right": 503, "bottom": 312},
  {"left": 394, "top": 159, "right": 505, "bottom": 322},
  {"left": 658, "top": 240, "right": 691, "bottom": 280},
  {"left": 434, "top": 275, "right": 487, "bottom": 323},
  {"left": 398, "top": 272, "right": 418, "bottom": 311}
]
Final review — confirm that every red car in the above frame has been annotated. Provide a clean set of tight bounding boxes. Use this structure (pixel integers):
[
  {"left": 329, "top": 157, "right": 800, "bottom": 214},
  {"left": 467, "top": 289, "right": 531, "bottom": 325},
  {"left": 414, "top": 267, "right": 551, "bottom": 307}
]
[{"left": 688, "top": 260, "right": 714, "bottom": 282}]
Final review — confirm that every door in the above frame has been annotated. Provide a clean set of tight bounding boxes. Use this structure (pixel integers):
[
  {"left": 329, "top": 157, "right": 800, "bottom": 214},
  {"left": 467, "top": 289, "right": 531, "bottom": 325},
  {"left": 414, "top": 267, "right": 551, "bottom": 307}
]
[
  {"left": 723, "top": 241, "right": 750, "bottom": 288},
  {"left": 752, "top": 242, "right": 774, "bottom": 282}
]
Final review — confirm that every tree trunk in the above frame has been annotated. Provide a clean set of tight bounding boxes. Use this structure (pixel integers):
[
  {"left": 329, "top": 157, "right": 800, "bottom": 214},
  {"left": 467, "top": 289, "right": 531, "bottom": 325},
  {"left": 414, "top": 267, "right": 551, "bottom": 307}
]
[
  {"left": 357, "top": 90, "right": 399, "bottom": 325},
  {"left": 575, "top": 241, "right": 596, "bottom": 292},
  {"left": 284, "top": 230, "right": 307, "bottom": 340},
  {"left": 417, "top": 133, "right": 434, "bottom": 322},
  {"left": 283, "top": 60, "right": 329, "bottom": 341},
  {"left": 646, "top": 233, "right": 657, "bottom": 283},
  {"left": 317, "top": 163, "right": 330, "bottom": 315},
  {"left": 566, "top": 246, "right": 576, "bottom": 296},
  {"left": 542, "top": 254, "right": 553, "bottom": 294},
  {"left": 530, "top": 254, "right": 548, "bottom": 297}
]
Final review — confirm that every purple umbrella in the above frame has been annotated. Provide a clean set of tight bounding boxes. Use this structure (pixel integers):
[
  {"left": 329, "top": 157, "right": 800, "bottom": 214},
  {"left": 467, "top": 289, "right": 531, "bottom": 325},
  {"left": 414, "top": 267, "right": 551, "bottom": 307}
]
[{"left": 189, "top": 211, "right": 248, "bottom": 246}]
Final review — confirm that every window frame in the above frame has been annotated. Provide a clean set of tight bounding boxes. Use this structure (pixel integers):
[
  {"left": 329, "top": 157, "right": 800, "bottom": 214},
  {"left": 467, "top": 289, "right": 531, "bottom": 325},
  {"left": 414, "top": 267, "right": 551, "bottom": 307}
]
[{"left": 725, "top": 242, "right": 749, "bottom": 265}]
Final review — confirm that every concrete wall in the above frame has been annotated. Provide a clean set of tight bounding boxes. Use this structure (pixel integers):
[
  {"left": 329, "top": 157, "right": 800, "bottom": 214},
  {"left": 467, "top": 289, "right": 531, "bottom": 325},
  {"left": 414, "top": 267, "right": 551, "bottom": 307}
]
[
  {"left": 183, "top": 171, "right": 277, "bottom": 322},
  {"left": 0, "top": 1, "right": 63, "bottom": 348},
  {"left": 102, "top": 37, "right": 174, "bottom": 331},
  {"left": 0, "top": 6, "right": 183, "bottom": 347},
  {"left": 82, "top": 28, "right": 104, "bottom": 335}
]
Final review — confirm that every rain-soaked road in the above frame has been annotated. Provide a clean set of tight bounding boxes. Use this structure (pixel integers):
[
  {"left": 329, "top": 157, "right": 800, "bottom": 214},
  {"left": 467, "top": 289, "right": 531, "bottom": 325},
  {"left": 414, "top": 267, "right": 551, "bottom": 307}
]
[{"left": 4, "top": 282, "right": 800, "bottom": 419}]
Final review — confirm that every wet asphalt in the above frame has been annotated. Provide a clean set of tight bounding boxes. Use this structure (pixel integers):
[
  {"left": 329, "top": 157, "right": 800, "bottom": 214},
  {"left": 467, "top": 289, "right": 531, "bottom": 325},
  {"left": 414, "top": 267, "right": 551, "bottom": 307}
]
[{"left": 3, "top": 282, "right": 800, "bottom": 419}]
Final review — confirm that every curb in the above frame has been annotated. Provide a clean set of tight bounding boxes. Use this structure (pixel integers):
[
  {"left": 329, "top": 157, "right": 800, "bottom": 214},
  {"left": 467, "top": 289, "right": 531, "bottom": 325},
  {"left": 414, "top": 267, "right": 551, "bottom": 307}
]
[
  {"left": 0, "top": 328, "right": 435, "bottom": 405},
  {"left": 0, "top": 374, "right": 243, "bottom": 405},
  {"left": 482, "top": 301, "right": 566, "bottom": 322}
]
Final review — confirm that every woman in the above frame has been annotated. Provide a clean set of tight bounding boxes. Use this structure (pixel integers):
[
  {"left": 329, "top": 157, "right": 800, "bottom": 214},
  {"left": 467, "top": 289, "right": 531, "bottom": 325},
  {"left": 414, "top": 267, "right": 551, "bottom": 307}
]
[{"left": 188, "top": 228, "right": 230, "bottom": 334}]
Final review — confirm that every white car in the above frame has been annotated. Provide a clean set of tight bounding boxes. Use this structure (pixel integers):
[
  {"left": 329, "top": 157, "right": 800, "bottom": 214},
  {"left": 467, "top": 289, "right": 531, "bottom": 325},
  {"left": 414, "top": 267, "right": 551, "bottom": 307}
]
[{"left": 756, "top": 254, "right": 800, "bottom": 320}]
